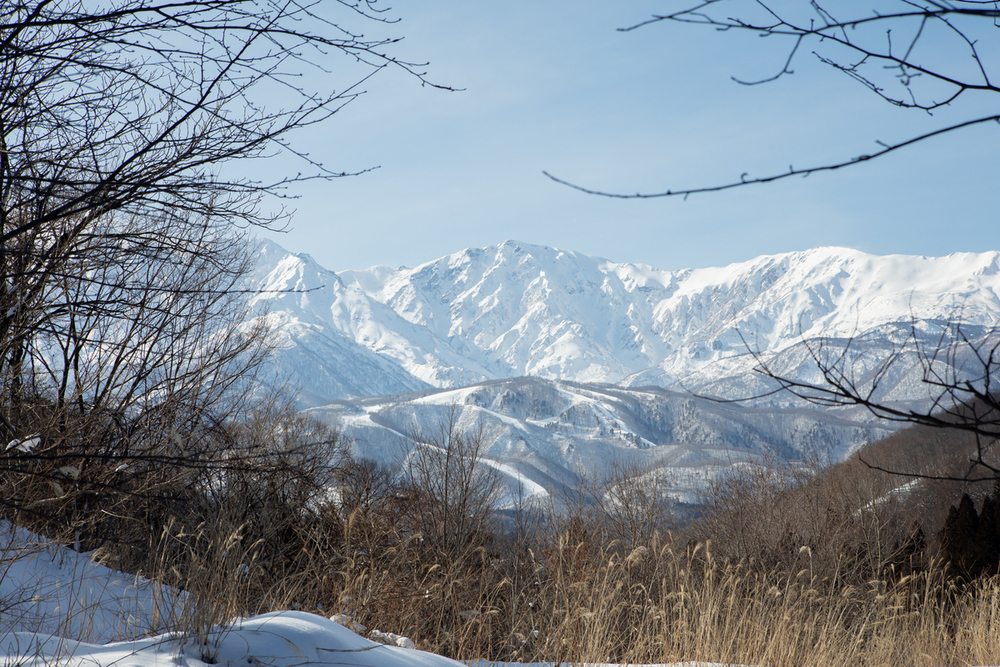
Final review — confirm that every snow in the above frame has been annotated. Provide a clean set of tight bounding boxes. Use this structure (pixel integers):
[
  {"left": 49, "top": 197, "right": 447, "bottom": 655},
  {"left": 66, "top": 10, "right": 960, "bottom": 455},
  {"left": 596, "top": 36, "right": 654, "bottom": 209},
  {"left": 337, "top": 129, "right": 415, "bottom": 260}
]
[
  {"left": 0, "top": 521, "right": 455, "bottom": 666},
  {"left": 316, "top": 377, "right": 893, "bottom": 512},
  {"left": 251, "top": 239, "right": 1000, "bottom": 405},
  {"left": 1, "top": 612, "right": 460, "bottom": 667},
  {"left": 251, "top": 239, "right": 998, "bottom": 508},
  {"left": 0, "top": 521, "right": 183, "bottom": 643}
]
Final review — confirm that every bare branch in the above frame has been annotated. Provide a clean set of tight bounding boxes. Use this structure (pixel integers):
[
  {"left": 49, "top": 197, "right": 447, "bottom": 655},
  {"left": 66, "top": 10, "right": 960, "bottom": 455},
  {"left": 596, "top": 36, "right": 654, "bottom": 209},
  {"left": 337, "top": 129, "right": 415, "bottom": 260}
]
[
  {"left": 544, "top": 113, "right": 1000, "bottom": 198},
  {"left": 557, "top": 1, "right": 1000, "bottom": 197}
]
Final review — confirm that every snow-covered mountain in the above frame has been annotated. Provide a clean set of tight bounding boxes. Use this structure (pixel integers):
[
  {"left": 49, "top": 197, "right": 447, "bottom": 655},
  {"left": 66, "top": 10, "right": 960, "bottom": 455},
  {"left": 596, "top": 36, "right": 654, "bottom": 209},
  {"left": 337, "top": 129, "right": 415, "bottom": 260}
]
[{"left": 250, "top": 240, "right": 1000, "bottom": 406}]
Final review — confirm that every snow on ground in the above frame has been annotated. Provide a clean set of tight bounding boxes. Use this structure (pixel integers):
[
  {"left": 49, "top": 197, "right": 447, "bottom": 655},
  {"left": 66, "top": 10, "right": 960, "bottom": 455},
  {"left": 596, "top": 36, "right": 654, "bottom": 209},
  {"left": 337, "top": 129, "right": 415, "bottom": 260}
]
[
  {"left": 1, "top": 611, "right": 461, "bottom": 667},
  {"left": 0, "top": 521, "right": 462, "bottom": 666},
  {"left": 0, "top": 521, "right": 183, "bottom": 643}
]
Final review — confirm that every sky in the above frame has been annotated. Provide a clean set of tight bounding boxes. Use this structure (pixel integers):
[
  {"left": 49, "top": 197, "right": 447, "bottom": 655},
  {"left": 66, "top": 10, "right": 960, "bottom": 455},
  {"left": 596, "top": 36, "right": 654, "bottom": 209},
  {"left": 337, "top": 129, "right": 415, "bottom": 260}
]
[{"left": 255, "top": 1, "right": 999, "bottom": 274}]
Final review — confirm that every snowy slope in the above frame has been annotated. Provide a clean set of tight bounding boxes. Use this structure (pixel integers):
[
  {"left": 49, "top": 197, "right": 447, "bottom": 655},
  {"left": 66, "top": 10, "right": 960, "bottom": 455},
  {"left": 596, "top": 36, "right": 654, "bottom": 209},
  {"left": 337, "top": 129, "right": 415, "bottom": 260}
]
[
  {"left": 247, "top": 244, "right": 433, "bottom": 405},
  {"left": 0, "top": 522, "right": 461, "bottom": 666},
  {"left": 1, "top": 612, "right": 463, "bottom": 667},
  {"left": 0, "top": 521, "right": 184, "bottom": 643},
  {"left": 244, "top": 240, "right": 1000, "bottom": 513},
  {"left": 307, "top": 377, "right": 894, "bottom": 508}
]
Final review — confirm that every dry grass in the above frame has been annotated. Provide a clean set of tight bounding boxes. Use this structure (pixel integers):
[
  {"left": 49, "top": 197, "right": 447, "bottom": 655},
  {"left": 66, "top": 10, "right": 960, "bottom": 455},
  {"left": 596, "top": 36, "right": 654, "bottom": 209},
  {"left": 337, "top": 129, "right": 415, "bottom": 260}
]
[
  {"left": 317, "top": 520, "right": 1000, "bottom": 666},
  {"left": 509, "top": 540, "right": 1000, "bottom": 666},
  {"left": 10, "top": 513, "right": 1000, "bottom": 666},
  {"left": 306, "top": 447, "right": 1000, "bottom": 665}
]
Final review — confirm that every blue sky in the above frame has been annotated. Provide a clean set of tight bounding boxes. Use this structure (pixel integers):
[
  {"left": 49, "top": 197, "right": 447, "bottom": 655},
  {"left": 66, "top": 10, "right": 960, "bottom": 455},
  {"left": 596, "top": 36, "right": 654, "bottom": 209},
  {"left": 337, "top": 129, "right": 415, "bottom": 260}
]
[{"left": 257, "top": 1, "right": 999, "bottom": 273}]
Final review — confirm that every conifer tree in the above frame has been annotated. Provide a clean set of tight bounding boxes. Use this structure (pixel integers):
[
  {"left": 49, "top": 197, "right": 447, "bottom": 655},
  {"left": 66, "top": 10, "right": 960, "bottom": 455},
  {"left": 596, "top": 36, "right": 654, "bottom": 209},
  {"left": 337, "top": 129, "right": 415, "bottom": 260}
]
[
  {"left": 939, "top": 494, "right": 980, "bottom": 578},
  {"left": 975, "top": 488, "right": 1000, "bottom": 576}
]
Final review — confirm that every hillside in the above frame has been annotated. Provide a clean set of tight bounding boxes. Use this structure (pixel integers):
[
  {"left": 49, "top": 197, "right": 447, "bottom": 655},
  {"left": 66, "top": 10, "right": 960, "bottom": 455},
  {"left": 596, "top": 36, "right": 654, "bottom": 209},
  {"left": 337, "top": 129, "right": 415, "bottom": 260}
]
[{"left": 307, "top": 377, "right": 894, "bottom": 509}]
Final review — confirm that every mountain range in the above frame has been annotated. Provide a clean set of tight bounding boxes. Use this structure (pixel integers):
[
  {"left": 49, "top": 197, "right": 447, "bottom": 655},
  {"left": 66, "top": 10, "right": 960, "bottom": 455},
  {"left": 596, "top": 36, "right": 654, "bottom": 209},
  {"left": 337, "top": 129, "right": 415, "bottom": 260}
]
[
  {"left": 247, "top": 240, "right": 1000, "bottom": 506},
  {"left": 250, "top": 240, "right": 1000, "bottom": 402}
]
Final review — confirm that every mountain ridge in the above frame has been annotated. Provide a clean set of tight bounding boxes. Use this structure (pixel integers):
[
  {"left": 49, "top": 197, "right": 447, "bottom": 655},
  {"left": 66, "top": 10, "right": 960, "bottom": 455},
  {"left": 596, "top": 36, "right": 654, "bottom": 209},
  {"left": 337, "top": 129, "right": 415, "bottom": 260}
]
[{"left": 250, "top": 239, "right": 1000, "bottom": 405}]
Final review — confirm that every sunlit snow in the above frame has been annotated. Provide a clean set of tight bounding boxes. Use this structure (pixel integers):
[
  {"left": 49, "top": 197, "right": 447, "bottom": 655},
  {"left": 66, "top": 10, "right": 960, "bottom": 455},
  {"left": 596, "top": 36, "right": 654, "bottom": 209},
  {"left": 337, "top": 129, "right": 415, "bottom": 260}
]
[{"left": 252, "top": 240, "right": 1000, "bottom": 404}]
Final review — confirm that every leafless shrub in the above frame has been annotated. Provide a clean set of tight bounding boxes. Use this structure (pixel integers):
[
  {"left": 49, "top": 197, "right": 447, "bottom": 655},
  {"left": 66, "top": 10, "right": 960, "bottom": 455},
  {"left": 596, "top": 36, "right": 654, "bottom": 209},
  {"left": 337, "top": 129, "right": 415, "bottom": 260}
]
[
  {"left": 589, "top": 457, "right": 675, "bottom": 550},
  {"left": 402, "top": 411, "right": 503, "bottom": 564}
]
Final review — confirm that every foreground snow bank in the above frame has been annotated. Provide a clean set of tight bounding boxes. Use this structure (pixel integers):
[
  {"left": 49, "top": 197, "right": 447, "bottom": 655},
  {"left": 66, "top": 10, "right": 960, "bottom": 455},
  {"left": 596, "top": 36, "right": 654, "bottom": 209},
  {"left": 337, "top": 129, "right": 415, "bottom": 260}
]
[
  {"left": 1, "top": 611, "right": 464, "bottom": 667},
  {"left": 0, "top": 521, "right": 183, "bottom": 642},
  {"left": 0, "top": 523, "right": 455, "bottom": 667}
]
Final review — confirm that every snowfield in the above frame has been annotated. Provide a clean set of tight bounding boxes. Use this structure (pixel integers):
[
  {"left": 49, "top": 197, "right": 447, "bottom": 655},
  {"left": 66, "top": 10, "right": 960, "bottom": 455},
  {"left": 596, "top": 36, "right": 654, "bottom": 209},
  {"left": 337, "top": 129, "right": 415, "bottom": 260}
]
[
  {"left": 1, "top": 611, "right": 461, "bottom": 667},
  {"left": 2, "top": 621, "right": 737, "bottom": 667},
  {"left": 0, "top": 521, "right": 182, "bottom": 644},
  {"left": 0, "top": 521, "right": 461, "bottom": 667},
  {"left": 247, "top": 241, "right": 1000, "bottom": 506}
]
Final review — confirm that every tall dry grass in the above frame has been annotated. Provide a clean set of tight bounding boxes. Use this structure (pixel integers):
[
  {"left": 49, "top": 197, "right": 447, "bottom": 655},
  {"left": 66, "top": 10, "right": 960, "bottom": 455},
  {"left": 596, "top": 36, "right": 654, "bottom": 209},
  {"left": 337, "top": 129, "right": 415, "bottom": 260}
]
[
  {"left": 134, "top": 438, "right": 1000, "bottom": 665},
  {"left": 324, "top": 518, "right": 1000, "bottom": 666},
  {"left": 317, "top": 448, "right": 1000, "bottom": 665},
  {"left": 500, "top": 539, "right": 1000, "bottom": 666}
]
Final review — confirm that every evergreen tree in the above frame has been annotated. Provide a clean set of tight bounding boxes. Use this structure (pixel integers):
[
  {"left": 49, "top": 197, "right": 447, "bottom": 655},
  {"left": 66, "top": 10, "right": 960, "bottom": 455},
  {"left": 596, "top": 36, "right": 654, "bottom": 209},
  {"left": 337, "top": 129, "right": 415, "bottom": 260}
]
[
  {"left": 939, "top": 494, "right": 979, "bottom": 578},
  {"left": 976, "top": 485, "right": 1000, "bottom": 574}
]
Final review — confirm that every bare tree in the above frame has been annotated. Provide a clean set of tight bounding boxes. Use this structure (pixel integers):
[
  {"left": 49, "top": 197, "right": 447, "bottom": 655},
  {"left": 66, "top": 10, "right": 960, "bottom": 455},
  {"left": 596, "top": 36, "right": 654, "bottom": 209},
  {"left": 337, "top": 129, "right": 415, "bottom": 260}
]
[
  {"left": 0, "top": 0, "right": 446, "bottom": 238},
  {"left": 741, "top": 322, "right": 1000, "bottom": 483},
  {"left": 0, "top": 0, "right": 444, "bottom": 388},
  {"left": 585, "top": 458, "right": 675, "bottom": 550},
  {"left": 545, "top": 0, "right": 999, "bottom": 198},
  {"left": 0, "top": 0, "right": 440, "bottom": 539},
  {"left": 0, "top": 0, "right": 442, "bottom": 396},
  {"left": 404, "top": 410, "right": 503, "bottom": 562},
  {"left": 0, "top": 216, "right": 274, "bottom": 544}
]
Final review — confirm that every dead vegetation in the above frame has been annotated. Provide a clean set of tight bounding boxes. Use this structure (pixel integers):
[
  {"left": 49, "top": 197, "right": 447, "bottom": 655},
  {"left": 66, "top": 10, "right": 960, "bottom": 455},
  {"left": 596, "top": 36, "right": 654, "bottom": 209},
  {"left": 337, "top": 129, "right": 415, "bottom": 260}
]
[{"left": 5, "top": 403, "right": 1000, "bottom": 666}]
